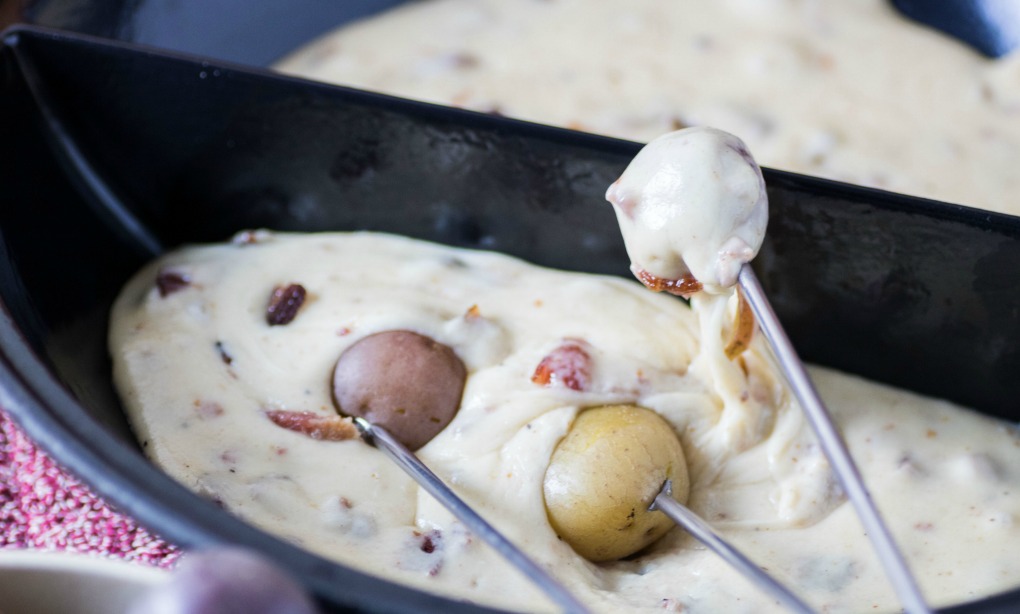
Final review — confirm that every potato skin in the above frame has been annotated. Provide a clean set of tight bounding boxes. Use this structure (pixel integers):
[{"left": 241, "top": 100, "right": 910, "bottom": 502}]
[
  {"left": 332, "top": 330, "right": 466, "bottom": 450},
  {"left": 543, "top": 405, "right": 690, "bottom": 562}
]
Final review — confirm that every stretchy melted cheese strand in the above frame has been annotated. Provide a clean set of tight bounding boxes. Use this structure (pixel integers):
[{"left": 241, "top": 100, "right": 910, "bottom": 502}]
[
  {"left": 737, "top": 265, "right": 930, "bottom": 614},
  {"left": 610, "top": 127, "right": 931, "bottom": 614}
]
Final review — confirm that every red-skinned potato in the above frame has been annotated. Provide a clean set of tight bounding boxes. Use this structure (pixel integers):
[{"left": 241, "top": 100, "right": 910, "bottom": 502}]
[{"left": 332, "top": 330, "right": 466, "bottom": 450}]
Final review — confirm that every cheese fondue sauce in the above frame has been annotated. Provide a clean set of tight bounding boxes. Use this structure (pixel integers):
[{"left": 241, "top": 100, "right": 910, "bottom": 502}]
[
  {"left": 110, "top": 231, "right": 1020, "bottom": 613},
  {"left": 276, "top": 0, "right": 1020, "bottom": 214}
]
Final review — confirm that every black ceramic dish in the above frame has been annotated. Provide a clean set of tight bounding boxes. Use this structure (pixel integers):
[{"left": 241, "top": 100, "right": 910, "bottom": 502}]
[{"left": 2, "top": 15, "right": 1020, "bottom": 614}]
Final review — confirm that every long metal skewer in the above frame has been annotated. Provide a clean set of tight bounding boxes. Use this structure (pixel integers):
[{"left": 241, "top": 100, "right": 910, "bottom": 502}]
[
  {"left": 353, "top": 418, "right": 592, "bottom": 614},
  {"left": 650, "top": 481, "right": 815, "bottom": 614},
  {"left": 736, "top": 264, "right": 931, "bottom": 614}
]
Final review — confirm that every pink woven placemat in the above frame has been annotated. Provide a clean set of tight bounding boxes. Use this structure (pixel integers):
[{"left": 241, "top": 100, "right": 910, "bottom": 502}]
[{"left": 0, "top": 408, "right": 179, "bottom": 566}]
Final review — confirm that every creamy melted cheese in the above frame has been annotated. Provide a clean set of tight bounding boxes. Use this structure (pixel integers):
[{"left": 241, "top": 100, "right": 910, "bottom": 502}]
[
  {"left": 110, "top": 231, "right": 1020, "bottom": 613},
  {"left": 606, "top": 127, "right": 767, "bottom": 294},
  {"left": 276, "top": 0, "right": 1020, "bottom": 215}
]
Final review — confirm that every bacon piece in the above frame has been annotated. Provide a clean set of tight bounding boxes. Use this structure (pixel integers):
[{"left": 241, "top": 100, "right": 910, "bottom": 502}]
[
  {"left": 531, "top": 339, "right": 592, "bottom": 391},
  {"left": 231, "top": 229, "right": 272, "bottom": 245},
  {"left": 633, "top": 267, "right": 703, "bottom": 298},
  {"left": 214, "top": 340, "right": 234, "bottom": 365},
  {"left": 155, "top": 268, "right": 191, "bottom": 297},
  {"left": 723, "top": 287, "right": 755, "bottom": 360},
  {"left": 418, "top": 530, "right": 441, "bottom": 553},
  {"left": 606, "top": 179, "right": 637, "bottom": 219},
  {"left": 194, "top": 400, "right": 224, "bottom": 420},
  {"left": 266, "top": 283, "right": 307, "bottom": 326},
  {"left": 265, "top": 410, "right": 357, "bottom": 441}
]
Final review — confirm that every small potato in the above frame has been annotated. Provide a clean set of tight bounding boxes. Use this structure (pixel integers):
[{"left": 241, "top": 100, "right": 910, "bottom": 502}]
[
  {"left": 332, "top": 330, "right": 466, "bottom": 450},
  {"left": 543, "top": 405, "right": 690, "bottom": 562}
]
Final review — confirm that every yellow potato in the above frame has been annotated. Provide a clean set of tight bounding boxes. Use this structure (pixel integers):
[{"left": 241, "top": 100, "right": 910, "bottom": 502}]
[{"left": 543, "top": 404, "right": 690, "bottom": 562}]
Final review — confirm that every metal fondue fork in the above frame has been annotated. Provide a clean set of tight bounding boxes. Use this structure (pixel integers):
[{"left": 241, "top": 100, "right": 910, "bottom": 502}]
[
  {"left": 736, "top": 263, "right": 932, "bottom": 614},
  {"left": 353, "top": 418, "right": 592, "bottom": 614},
  {"left": 649, "top": 480, "right": 814, "bottom": 614}
]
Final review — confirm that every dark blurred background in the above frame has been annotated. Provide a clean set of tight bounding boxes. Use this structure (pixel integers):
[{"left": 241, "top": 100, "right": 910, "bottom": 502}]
[
  {"left": 1, "top": 0, "right": 24, "bottom": 30},
  {"left": 1, "top": 0, "right": 404, "bottom": 66}
]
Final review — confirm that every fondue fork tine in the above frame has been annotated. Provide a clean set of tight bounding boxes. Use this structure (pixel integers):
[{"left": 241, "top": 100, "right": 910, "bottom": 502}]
[
  {"left": 352, "top": 418, "right": 592, "bottom": 614},
  {"left": 736, "top": 264, "right": 932, "bottom": 614},
  {"left": 649, "top": 481, "right": 815, "bottom": 614}
]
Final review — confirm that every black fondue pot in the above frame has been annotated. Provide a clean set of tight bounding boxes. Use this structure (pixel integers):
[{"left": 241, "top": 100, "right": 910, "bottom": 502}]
[{"left": 2, "top": 3, "right": 1019, "bottom": 612}]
